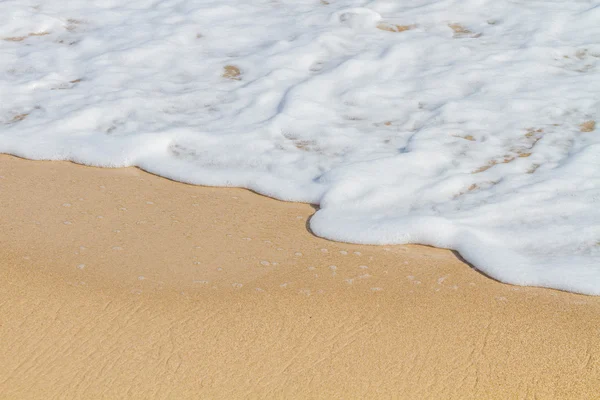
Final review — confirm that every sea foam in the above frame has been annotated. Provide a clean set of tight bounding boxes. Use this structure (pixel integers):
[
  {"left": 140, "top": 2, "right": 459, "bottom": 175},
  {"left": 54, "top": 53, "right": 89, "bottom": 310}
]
[{"left": 1, "top": 0, "right": 599, "bottom": 294}]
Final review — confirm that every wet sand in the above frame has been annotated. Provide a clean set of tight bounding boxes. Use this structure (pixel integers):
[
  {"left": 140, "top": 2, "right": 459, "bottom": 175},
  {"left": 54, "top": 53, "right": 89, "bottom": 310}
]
[{"left": 1, "top": 154, "right": 599, "bottom": 399}]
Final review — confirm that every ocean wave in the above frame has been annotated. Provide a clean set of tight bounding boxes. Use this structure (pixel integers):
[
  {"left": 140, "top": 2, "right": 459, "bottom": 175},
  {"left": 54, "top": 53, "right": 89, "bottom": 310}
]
[{"left": 1, "top": 0, "right": 599, "bottom": 293}]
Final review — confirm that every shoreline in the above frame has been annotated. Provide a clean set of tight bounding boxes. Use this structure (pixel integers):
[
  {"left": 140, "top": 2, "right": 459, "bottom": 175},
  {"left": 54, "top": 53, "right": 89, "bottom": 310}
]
[{"left": 1, "top": 154, "right": 599, "bottom": 399}]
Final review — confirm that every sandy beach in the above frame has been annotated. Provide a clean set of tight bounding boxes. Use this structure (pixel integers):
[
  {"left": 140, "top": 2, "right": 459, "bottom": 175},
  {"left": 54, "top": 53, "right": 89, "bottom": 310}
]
[{"left": 1, "top": 153, "right": 600, "bottom": 399}]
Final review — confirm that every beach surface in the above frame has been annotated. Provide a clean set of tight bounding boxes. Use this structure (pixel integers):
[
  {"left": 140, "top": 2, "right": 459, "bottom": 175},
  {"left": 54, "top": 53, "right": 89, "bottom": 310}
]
[{"left": 1, "top": 154, "right": 600, "bottom": 399}]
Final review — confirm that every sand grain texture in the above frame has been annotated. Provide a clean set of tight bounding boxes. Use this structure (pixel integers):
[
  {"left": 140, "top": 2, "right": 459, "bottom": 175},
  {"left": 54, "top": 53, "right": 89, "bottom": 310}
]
[{"left": 1, "top": 155, "right": 600, "bottom": 399}]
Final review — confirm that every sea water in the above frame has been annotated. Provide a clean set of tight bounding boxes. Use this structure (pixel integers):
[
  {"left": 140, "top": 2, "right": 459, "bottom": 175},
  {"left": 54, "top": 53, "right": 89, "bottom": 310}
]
[{"left": 1, "top": 0, "right": 599, "bottom": 294}]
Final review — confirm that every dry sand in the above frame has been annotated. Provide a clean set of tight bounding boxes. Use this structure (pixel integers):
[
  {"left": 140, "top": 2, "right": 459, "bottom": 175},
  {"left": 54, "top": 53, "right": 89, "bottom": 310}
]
[{"left": 1, "top": 154, "right": 600, "bottom": 399}]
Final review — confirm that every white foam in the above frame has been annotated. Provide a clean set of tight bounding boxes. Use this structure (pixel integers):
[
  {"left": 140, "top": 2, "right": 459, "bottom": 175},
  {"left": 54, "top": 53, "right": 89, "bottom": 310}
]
[{"left": 1, "top": 0, "right": 599, "bottom": 294}]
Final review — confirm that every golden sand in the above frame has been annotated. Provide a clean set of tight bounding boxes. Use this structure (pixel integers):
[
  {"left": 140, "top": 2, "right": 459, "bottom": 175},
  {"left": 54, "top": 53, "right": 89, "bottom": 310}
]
[{"left": 1, "top": 154, "right": 599, "bottom": 399}]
